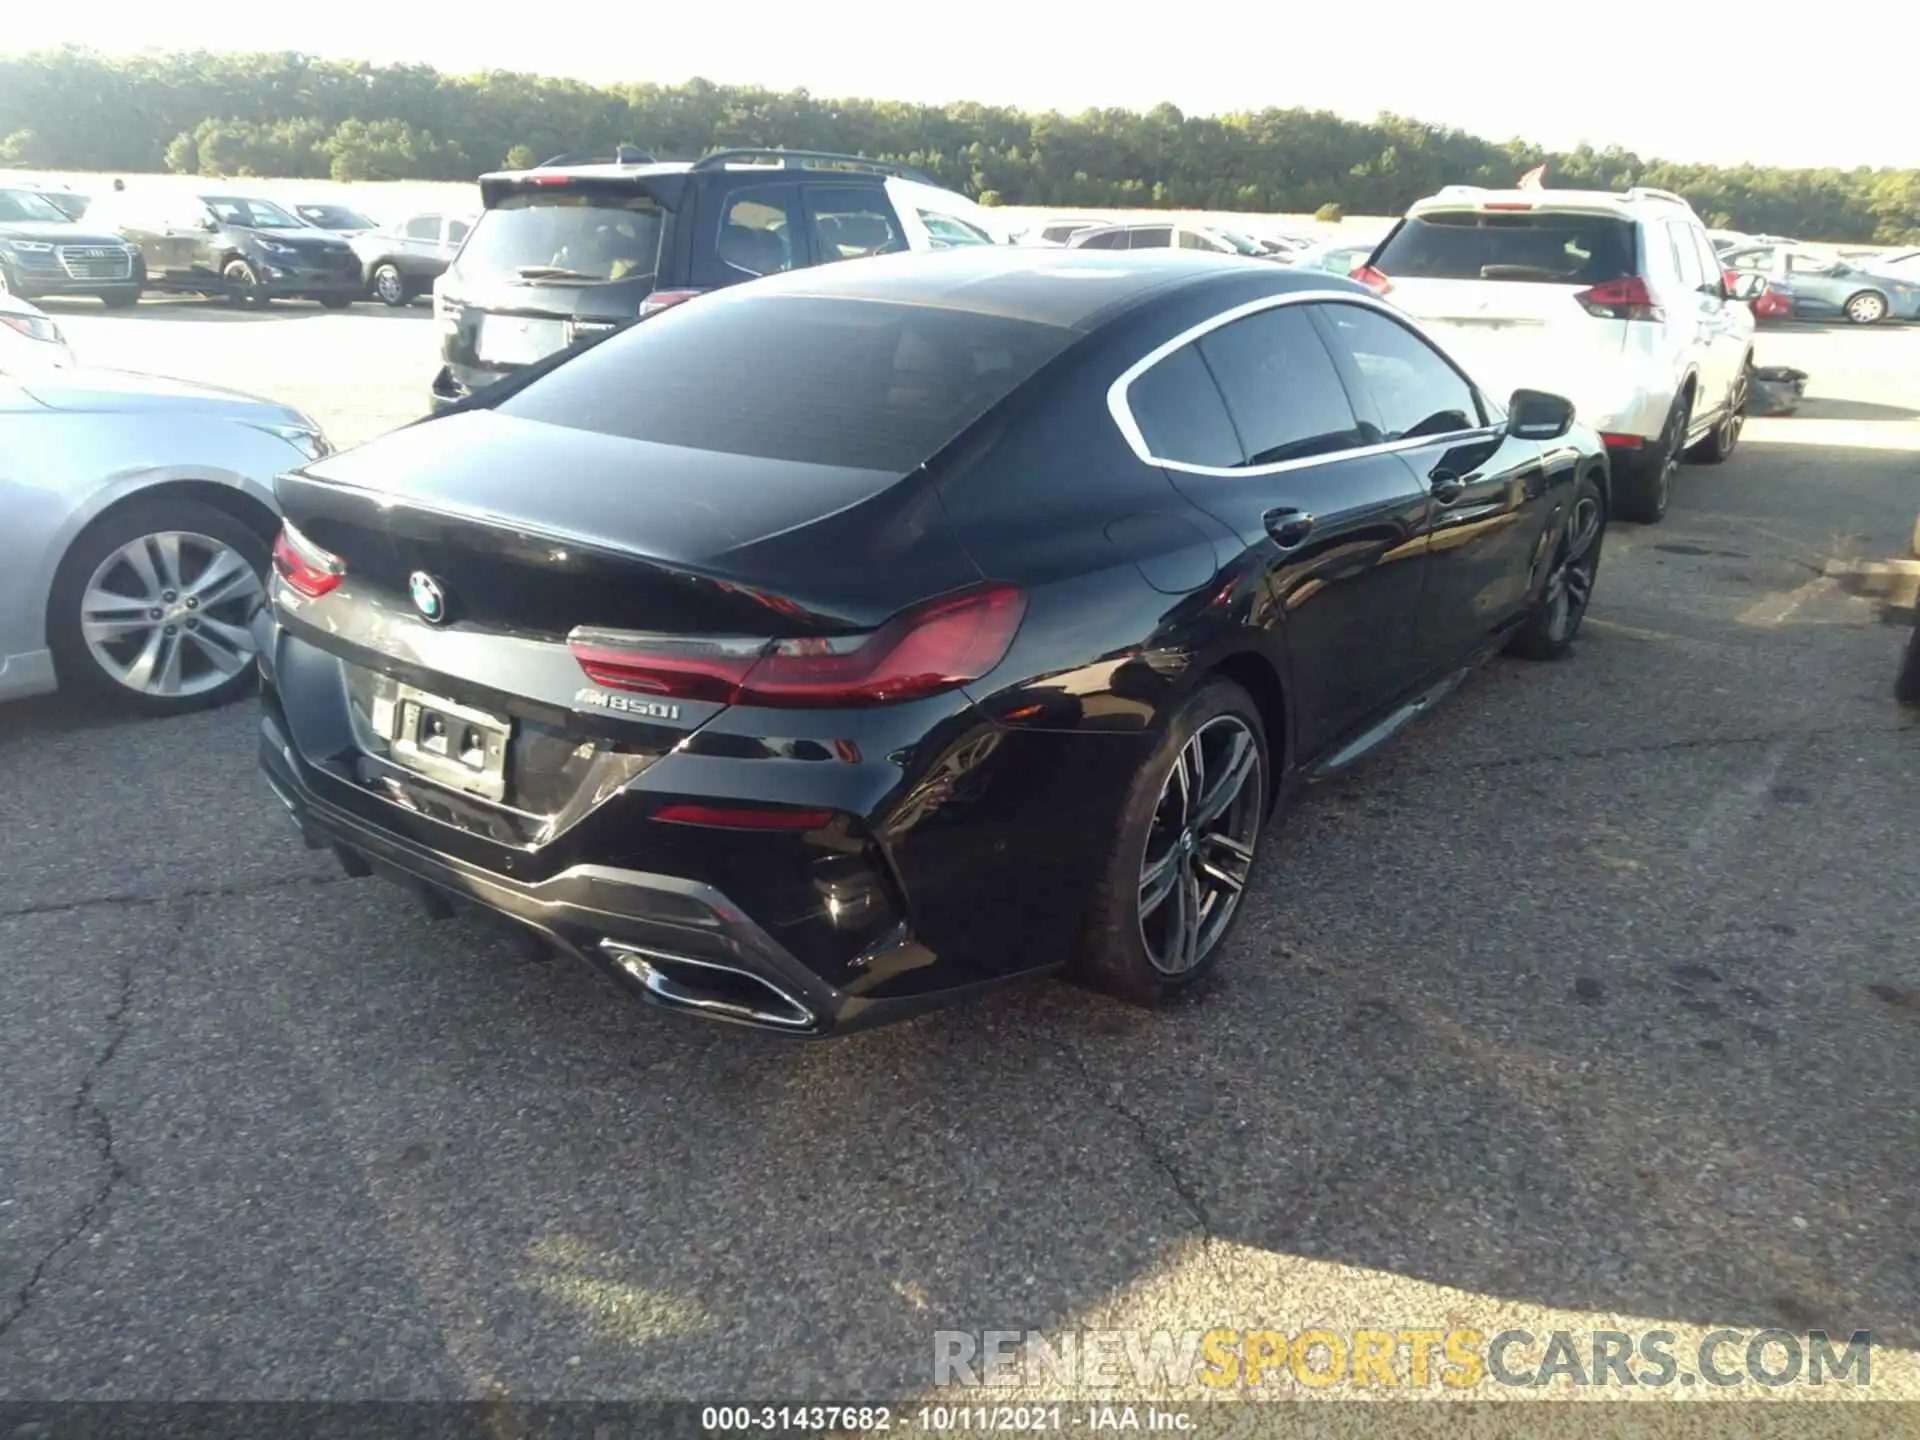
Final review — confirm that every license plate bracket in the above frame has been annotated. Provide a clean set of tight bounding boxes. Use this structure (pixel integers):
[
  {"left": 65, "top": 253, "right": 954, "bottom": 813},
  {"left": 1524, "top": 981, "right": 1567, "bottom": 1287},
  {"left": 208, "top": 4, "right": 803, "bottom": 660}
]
[
  {"left": 387, "top": 684, "right": 511, "bottom": 802},
  {"left": 474, "top": 314, "right": 568, "bottom": 367}
]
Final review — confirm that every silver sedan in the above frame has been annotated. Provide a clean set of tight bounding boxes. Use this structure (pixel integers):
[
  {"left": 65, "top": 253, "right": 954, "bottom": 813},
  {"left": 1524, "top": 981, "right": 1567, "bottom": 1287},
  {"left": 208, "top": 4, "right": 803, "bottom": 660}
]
[{"left": 0, "top": 366, "right": 329, "bottom": 715}]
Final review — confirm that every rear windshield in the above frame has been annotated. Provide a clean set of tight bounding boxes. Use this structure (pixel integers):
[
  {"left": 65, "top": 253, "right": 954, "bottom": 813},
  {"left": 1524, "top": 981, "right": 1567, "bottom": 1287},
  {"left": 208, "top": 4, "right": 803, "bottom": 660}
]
[
  {"left": 496, "top": 293, "right": 1075, "bottom": 472},
  {"left": 462, "top": 192, "right": 665, "bottom": 284},
  {"left": 1374, "top": 212, "right": 1638, "bottom": 285}
]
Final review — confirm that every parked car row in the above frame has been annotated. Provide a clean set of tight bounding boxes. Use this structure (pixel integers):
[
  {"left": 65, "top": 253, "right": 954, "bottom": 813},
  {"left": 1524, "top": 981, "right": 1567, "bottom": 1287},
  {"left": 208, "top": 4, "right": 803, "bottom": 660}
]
[{"left": 0, "top": 182, "right": 474, "bottom": 309}]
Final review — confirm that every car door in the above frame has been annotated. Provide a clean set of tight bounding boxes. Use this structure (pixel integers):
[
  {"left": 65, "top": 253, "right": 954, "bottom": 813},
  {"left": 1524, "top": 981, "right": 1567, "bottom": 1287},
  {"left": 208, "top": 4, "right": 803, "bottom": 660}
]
[
  {"left": 108, "top": 202, "right": 170, "bottom": 283},
  {"left": 399, "top": 214, "right": 443, "bottom": 281},
  {"left": 801, "top": 185, "right": 906, "bottom": 267},
  {"left": 1659, "top": 220, "right": 1731, "bottom": 410},
  {"left": 1311, "top": 298, "right": 1558, "bottom": 678},
  {"left": 1687, "top": 223, "right": 1752, "bottom": 397},
  {"left": 1124, "top": 300, "right": 1434, "bottom": 759}
]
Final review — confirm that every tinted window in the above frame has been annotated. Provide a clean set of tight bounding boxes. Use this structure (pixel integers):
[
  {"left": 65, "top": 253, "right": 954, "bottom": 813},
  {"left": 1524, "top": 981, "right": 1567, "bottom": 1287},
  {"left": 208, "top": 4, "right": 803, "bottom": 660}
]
[
  {"left": 1129, "top": 227, "right": 1173, "bottom": 250},
  {"left": 0, "top": 189, "right": 70, "bottom": 224},
  {"left": 806, "top": 188, "right": 906, "bottom": 265},
  {"left": 1317, "top": 303, "right": 1481, "bottom": 441},
  {"left": 1196, "top": 306, "right": 1367, "bottom": 466},
  {"left": 1075, "top": 230, "right": 1123, "bottom": 250},
  {"left": 919, "top": 210, "right": 994, "bottom": 247},
  {"left": 1178, "top": 229, "right": 1228, "bottom": 252},
  {"left": 1375, "top": 212, "right": 1638, "bottom": 285},
  {"left": 462, "top": 193, "right": 664, "bottom": 284},
  {"left": 1129, "top": 344, "right": 1243, "bottom": 468},
  {"left": 497, "top": 294, "right": 1075, "bottom": 472},
  {"left": 404, "top": 215, "right": 441, "bottom": 241},
  {"left": 717, "top": 186, "right": 796, "bottom": 277},
  {"left": 447, "top": 219, "right": 471, "bottom": 244},
  {"left": 1688, "top": 228, "right": 1723, "bottom": 293}
]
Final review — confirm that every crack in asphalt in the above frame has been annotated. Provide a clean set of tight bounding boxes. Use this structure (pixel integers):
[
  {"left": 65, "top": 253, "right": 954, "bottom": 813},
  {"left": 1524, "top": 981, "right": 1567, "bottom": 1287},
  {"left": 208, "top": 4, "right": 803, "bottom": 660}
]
[
  {"left": 0, "top": 900, "right": 189, "bottom": 1343},
  {"left": 0, "top": 869, "right": 352, "bottom": 923},
  {"left": 1058, "top": 1036, "right": 1224, "bottom": 1280}
]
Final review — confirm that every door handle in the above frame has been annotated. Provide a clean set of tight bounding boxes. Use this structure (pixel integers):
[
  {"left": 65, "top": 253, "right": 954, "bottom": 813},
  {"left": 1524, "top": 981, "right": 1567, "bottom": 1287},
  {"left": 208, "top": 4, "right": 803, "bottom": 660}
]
[
  {"left": 1429, "top": 469, "right": 1466, "bottom": 506},
  {"left": 1263, "top": 507, "right": 1316, "bottom": 551}
]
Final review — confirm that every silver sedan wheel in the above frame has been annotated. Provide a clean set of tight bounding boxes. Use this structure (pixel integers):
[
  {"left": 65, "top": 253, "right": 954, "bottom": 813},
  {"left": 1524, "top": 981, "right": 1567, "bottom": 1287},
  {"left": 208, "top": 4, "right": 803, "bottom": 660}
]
[
  {"left": 1846, "top": 291, "right": 1888, "bottom": 325},
  {"left": 1138, "top": 715, "right": 1263, "bottom": 975},
  {"left": 78, "top": 530, "right": 264, "bottom": 699}
]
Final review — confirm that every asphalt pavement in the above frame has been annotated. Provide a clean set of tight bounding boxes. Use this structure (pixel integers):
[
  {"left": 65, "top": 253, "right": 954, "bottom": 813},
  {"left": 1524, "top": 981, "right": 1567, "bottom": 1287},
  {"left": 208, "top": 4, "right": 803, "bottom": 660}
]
[{"left": 2, "top": 299, "right": 1918, "bottom": 1405}]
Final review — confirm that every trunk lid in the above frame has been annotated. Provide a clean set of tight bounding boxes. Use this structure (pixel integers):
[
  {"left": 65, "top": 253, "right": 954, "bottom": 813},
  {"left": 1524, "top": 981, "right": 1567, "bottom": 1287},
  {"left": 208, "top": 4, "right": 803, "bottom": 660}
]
[{"left": 1385, "top": 276, "right": 1630, "bottom": 403}]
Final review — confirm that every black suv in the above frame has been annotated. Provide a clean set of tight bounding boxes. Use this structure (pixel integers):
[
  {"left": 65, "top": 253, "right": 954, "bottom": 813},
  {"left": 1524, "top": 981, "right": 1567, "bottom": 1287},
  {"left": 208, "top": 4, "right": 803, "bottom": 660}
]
[
  {"left": 0, "top": 186, "right": 145, "bottom": 307},
  {"left": 95, "top": 191, "right": 363, "bottom": 308},
  {"left": 430, "top": 148, "right": 978, "bottom": 411}
]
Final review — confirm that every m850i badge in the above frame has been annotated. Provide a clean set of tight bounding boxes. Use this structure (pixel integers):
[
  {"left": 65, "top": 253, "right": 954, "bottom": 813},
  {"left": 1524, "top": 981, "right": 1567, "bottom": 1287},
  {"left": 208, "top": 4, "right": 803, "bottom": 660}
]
[{"left": 575, "top": 688, "right": 681, "bottom": 720}]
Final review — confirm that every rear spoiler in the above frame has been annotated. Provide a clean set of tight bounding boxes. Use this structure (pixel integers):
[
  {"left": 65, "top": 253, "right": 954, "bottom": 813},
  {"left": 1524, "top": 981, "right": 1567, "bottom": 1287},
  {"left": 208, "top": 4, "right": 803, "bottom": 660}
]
[{"left": 477, "top": 169, "right": 688, "bottom": 211}]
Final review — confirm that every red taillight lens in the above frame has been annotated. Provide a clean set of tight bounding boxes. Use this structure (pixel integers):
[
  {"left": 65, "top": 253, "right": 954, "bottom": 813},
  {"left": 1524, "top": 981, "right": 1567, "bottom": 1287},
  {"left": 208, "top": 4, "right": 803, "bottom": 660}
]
[
  {"left": 1350, "top": 265, "right": 1393, "bottom": 295},
  {"left": 1600, "top": 433, "right": 1645, "bottom": 449},
  {"left": 638, "top": 288, "right": 706, "bottom": 319},
  {"left": 271, "top": 522, "right": 344, "bottom": 598},
  {"left": 654, "top": 804, "right": 834, "bottom": 830},
  {"left": 568, "top": 584, "right": 1026, "bottom": 710},
  {"left": 1575, "top": 275, "right": 1665, "bottom": 321}
]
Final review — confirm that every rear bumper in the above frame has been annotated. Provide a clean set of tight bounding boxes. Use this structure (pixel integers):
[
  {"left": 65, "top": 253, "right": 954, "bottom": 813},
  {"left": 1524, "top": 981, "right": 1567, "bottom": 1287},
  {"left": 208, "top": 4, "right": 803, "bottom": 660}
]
[{"left": 258, "top": 705, "right": 1025, "bottom": 1035}]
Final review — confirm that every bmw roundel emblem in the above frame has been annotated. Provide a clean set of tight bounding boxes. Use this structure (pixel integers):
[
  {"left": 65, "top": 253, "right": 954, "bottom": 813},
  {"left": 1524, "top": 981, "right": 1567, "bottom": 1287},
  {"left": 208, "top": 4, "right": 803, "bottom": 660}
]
[{"left": 408, "top": 571, "right": 448, "bottom": 624}]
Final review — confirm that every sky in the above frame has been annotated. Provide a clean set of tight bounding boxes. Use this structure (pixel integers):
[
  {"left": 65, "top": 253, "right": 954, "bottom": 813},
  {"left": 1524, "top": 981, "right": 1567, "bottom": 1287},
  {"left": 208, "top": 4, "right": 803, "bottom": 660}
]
[{"left": 6, "top": 2, "right": 1908, "bottom": 172}]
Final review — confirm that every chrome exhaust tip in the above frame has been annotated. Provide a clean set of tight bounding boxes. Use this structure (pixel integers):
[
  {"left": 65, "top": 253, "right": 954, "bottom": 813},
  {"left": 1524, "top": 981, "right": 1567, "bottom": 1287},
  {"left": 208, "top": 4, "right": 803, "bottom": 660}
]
[{"left": 598, "top": 940, "right": 818, "bottom": 1033}]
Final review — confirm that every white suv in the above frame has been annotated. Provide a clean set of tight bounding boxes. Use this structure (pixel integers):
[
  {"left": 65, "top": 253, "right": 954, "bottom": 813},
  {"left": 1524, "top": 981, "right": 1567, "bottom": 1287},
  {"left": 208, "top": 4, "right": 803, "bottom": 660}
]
[{"left": 1358, "top": 185, "right": 1754, "bottom": 523}]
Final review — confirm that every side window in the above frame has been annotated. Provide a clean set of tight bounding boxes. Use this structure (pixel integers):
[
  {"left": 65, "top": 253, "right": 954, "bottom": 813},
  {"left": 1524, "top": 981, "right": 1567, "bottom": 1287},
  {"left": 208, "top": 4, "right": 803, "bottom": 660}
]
[
  {"left": 445, "top": 218, "right": 471, "bottom": 246},
  {"left": 1665, "top": 223, "right": 1704, "bottom": 290},
  {"left": 1129, "top": 226, "right": 1173, "bottom": 250},
  {"left": 1127, "top": 343, "right": 1244, "bottom": 469},
  {"left": 1316, "top": 303, "right": 1482, "bottom": 441},
  {"left": 716, "top": 186, "right": 797, "bottom": 277},
  {"left": 1077, "top": 230, "right": 1123, "bottom": 250},
  {"left": 404, "top": 215, "right": 441, "bottom": 241},
  {"left": 805, "top": 187, "right": 906, "bottom": 266},
  {"left": 1689, "top": 228, "right": 1724, "bottom": 294},
  {"left": 1196, "top": 305, "right": 1369, "bottom": 466}
]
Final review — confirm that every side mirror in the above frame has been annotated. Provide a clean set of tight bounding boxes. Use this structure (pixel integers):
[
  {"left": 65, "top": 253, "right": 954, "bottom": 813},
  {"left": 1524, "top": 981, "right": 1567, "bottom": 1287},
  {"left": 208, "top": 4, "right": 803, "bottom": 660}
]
[
  {"left": 1508, "top": 389, "right": 1575, "bottom": 441},
  {"left": 201, "top": 217, "right": 218, "bottom": 232}
]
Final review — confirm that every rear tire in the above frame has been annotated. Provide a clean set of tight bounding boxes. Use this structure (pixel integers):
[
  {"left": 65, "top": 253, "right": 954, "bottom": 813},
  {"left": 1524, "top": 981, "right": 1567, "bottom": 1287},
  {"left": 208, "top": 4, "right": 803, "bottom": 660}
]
[
  {"left": 222, "top": 258, "right": 268, "bottom": 309},
  {"left": 371, "top": 263, "right": 408, "bottom": 307},
  {"left": 1612, "top": 390, "right": 1690, "bottom": 524},
  {"left": 1075, "top": 678, "right": 1269, "bottom": 1005},
  {"left": 1688, "top": 360, "right": 1749, "bottom": 464}
]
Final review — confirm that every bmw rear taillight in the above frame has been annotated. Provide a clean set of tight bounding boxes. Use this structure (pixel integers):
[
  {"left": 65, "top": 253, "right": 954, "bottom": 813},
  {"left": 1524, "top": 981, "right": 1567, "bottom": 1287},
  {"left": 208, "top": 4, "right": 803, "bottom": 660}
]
[
  {"left": 568, "top": 584, "right": 1026, "bottom": 709},
  {"left": 653, "top": 804, "right": 835, "bottom": 830},
  {"left": 638, "top": 288, "right": 706, "bottom": 319},
  {"left": 271, "top": 522, "right": 345, "bottom": 598},
  {"left": 1350, "top": 265, "right": 1393, "bottom": 295},
  {"left": 1575, "top": 275, "right": 1665, "bottom": 322}
]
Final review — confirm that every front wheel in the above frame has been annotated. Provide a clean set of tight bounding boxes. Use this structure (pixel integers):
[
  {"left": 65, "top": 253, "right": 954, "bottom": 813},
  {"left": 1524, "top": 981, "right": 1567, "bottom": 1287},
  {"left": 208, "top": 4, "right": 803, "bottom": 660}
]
[
  {"left": 1897, "top": 617, "right": 1920, "bottom": 707},
  {"left": 1075, "top": 678, "right": 1269, "bottom": 1004},
  {"left": 98, "top": 286, "right": 142, "bottom": 309},
  {"left": 222, "top": 258, "right": 268, "bottom": 308},
  {"left": 371, "top": 263, "right": 408, "bottom": 307},
  {"left": 47, "top": 498, "right": 271, "bottom": 716},
  {"left": 1845, "top": 291, "right": 1889, "bottom": 326},
  {"left": 1508, "top": 472, "right": 1607, "bottom": 661}
]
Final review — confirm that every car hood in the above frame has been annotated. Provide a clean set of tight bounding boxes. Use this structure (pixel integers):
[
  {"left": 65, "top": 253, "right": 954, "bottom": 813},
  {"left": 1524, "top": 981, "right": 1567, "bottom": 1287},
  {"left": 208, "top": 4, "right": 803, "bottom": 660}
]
[
  {"left": 0, "top": 222, "right": 127, "bottom": 247},
  {"left": 16, "top": 366, "right": 316, "bottom": 428}
]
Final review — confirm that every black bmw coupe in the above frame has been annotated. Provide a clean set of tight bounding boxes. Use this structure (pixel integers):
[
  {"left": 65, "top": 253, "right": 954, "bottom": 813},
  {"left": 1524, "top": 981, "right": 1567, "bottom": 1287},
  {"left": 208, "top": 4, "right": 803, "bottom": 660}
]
[{"left": 257, "top": 248, "right": 1608, "bottom": 1035}]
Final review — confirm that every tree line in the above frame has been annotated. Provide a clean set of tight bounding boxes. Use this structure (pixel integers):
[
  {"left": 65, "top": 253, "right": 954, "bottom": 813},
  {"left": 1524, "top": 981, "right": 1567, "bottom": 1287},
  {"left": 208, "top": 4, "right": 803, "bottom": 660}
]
[{"left": 2, "top": 47, "right": 1916, "bottom": 242}]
